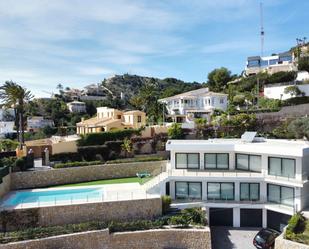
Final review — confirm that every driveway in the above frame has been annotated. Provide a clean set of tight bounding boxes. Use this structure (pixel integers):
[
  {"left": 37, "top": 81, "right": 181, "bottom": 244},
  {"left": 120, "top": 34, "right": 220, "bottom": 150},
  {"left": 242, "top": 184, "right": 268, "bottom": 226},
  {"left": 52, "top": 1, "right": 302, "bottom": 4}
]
[{"left": 211, "top": 227, "right": 260, "bottom": 249}]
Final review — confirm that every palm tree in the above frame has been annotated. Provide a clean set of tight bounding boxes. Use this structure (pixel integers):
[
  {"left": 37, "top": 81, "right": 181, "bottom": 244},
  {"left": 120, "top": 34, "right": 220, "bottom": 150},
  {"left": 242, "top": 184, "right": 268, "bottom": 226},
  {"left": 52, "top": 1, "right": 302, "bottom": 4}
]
[{"left": 0, "top": 81, "right": 33, "bottom": 148}]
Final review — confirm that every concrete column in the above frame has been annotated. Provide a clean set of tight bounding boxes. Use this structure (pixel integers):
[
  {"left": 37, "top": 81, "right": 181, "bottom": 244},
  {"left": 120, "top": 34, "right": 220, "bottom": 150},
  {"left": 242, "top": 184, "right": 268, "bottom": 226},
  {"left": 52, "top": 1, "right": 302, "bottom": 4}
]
[
  {"left": 234, "top": 182, "right": 240, "bottom": 201},
  {"left": 262, "top": 208, "right": 267, "bottom": 228},
  {"left": 233, "top": 207, "right": 240, "bottom": 227},
  {"left": 294, "top": 187, "right": 301, "bottom": 213},
  {"left": 170, "top": 180, "right": 175, "bottom": 200},
  {"left": 200, "top": 152, "right": 204, "bottom": 170},
  {"left": 202, "top": 181, "right": 207, "bottom": 201},
  {"left": 260, "top": 182, "right": 267, "bottom": 202},
  {"left": 229, "top": 152, "right": 235, "bottom": 170}
]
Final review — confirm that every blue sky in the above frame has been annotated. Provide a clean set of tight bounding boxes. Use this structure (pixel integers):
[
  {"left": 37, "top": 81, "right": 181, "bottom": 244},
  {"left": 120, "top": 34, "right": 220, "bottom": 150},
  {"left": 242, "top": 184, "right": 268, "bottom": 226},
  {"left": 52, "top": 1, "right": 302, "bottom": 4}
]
[{"left": 0, "top": 0, "right": 308, "bottom": 97}]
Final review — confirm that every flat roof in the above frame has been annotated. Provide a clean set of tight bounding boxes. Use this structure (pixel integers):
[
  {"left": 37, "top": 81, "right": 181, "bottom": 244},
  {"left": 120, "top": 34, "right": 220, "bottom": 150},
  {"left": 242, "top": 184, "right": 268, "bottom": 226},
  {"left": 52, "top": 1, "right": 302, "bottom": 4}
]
[{"left": 166, "top": 139, "right": 309, "bottom": 157}]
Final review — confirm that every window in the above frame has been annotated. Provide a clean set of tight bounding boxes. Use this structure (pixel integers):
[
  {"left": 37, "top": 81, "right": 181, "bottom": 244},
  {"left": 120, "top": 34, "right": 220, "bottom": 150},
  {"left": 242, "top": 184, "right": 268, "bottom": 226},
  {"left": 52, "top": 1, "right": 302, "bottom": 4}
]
[
  {"left": 248, "top": 60, "right": 259, "bottom": 68},
  {"left": 220, "top": 98, "right": 224, "bottom": 104},
  {"left": 267, "top": 184, "right": 294, "bottom": 207},
  {"left": 236, "top": 154, "right": 261, "bottom": 172},
  {"left": 240, "top": 183, "right": 260, "bottom": 201},
  {"left": 268, "top": 157, "right": 295, "bottom": 178},
  {"left": 137, "top": 115, "right": 142, "bottom": 123},
  {"left": 176, "top": 153, "right": 199, "bottom": 169},
  {"left": 204, "top": 153, "right": 229, "bottom": 169},
  {"left": 175, "top": 182, "right": 202, "bottom": 200},
  {"left": 207, "top": 182, "right": 234, "bottom": 200}
]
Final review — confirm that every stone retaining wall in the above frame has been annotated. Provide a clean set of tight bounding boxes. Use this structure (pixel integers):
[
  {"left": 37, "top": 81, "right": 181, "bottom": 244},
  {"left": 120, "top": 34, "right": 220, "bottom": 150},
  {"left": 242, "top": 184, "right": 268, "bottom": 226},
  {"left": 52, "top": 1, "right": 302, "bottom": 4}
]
[
  {"left": 10, "top": 161, "right": 167, "bottom": 189},
  {"left": 0, "top": 228, "right": 211, "bottom": 249},
  {"left": 275, "top": 233, "right": 309, "bottom": 249},
  {"left": 0, "top": 175, "right": 11, "bottom": 198},
  {"left": 0, "top": 198, "right": 162, "bottom": 231}
]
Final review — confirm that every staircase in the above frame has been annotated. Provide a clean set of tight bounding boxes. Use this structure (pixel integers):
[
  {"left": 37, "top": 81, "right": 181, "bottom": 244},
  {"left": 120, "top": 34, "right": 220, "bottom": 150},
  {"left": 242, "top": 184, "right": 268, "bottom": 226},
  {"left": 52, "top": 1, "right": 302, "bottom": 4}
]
[{"left": 142, "top": 172, "right": 169, "bottom": 194}]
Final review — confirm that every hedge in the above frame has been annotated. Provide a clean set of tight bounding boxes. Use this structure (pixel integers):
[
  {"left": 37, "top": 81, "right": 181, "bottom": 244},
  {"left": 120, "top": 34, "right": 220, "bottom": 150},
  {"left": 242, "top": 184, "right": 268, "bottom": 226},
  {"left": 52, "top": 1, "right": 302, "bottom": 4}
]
[
  {"left": 282, "top": 96, "right": 309, "bottom": 106},
  {"left": 53, "top": 161, "right": 102, "bottom": 169},
  {"left": 78, "top": 129, "right": 141, "bottom": 146},
  {"left": 0, "top": 208, "right": 206, "bottom": 244},
  {"left": 106, "top": 156, "right": 164, "bottom": 164}
]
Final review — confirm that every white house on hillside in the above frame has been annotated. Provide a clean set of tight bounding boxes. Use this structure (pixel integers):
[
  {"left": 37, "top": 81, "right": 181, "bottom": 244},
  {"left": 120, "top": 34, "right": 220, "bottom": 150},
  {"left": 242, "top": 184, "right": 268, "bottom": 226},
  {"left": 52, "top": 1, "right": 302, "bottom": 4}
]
[
  {"left": 67, "top": 101, "right": 86, "bottom": 113},
  {"left": 143, "top": 133, "right": 309, "bottom": 231},
  {"left": 0, "top": 108, "right": 15, "bottom": 137},
  {"left": 159, "top": 88, "right": 228, "bottom": 125}
]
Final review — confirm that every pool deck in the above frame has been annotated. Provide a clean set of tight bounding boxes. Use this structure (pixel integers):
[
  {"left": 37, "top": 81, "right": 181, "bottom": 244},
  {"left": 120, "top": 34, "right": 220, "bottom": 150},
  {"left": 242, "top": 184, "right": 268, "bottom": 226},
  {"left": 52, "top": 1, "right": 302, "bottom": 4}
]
[{"left": 0, "top": 183, "right": 159, "bottom": 210}]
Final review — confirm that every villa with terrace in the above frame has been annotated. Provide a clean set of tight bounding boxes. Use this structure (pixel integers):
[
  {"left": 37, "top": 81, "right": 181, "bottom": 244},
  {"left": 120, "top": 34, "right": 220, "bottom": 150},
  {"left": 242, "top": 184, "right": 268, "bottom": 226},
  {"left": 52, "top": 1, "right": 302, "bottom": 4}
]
[
  {"left": 144, "top": 132, "right": 309, "bottom": 231},
  {"left": 159, "top": 88, "right": 228, "bottom": 127}
]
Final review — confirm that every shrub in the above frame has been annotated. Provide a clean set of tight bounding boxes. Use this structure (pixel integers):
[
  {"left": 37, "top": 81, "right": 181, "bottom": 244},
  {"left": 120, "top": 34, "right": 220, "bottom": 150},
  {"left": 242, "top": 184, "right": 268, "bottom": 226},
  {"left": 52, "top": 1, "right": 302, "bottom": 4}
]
[
  {"left": 181, "top": 208, "right": 207, "bottom": 226},
  {"left": 286, "top": 212, "right": 306, "bottom": 234},
  {"left": 168, "top": 215, "right": 191, "bottom": 228},
  {"left": 266, "top": 71, "right": 296, "bottom": 84},
  {"left": 161, "top": 196, "right": 172, "bottom": 214},
  {"left": 106, "top": 156, "right": 164, "bottom": 164},
  {"left": 53, "top": 161, "right": 102, "bottom": 169},
  {"left": 14, "top": 157, "right": 27, "bottom": 171},
  {"left": 78, "top": 129, "right": 141, "bottom": 146},
  {"left": 167, "top": 123, "right": 184, "bottom": 139},
  {"left": 108, "top": 219, "right": 165, "bottom": 233},
  {"left": 282, "top": 96, "right": 309, "bottom": 106},
  {"left": 78, "top": 145, "right": 109, "bottom": 161},
  {"left": 50, "top": 153, "right": 82, "bottom": 163}
]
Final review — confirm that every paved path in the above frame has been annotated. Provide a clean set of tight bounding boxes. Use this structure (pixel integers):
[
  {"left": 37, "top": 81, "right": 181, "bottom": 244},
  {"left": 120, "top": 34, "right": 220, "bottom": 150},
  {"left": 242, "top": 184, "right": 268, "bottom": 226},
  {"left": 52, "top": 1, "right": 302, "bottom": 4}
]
[{"left": 211, "top": 227, "right": 260, "bottom": 249}]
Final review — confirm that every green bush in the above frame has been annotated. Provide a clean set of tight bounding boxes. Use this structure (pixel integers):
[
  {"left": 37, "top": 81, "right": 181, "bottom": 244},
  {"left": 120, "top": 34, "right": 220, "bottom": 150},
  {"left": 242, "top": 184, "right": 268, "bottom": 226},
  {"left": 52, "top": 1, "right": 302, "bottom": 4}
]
[
  {"left": 282, "top": 96, "right": 309, "bottom": 106},
  {"left": 167, "top": 123, "right": 184, "bottom": 139},
  {"left": 106, "top": 156, "right": 164, "bottom": 164},
  {"left": 168, "top": 215, "right": 191, "bottom": 228},
  {"left": 266, "top": 71, "right": 296, "bottom": 84},
  {"left": 181, "top": 208, "right": 207, "bottom": 226},
  {"left": 77, "top": 145, "right": 109, "bottom": 161},
  {"left": 53, "top": 161, "right": 102, "bottom": 169},
  {"left": 286, "top": 212, "right": 306, "bottom": 234},
  {"left": 14, "top": 157, "right": 27, "bottom": 171},
  {"left": 108, "top": 219, "right": 165, "bottom": 233},
  {"left": 50, "top": 153, "right": 82, "bottom": 163},
  {"left": 78, "top": 129, "right": 141, "bottom": 146},
  {"left": 161, "top": 195, "right": 172, "bottom": 214}
]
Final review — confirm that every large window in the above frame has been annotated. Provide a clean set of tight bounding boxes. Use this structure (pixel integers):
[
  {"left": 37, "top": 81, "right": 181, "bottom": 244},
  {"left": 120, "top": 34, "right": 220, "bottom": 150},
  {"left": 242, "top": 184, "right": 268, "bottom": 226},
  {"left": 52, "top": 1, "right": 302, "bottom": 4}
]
[
  {"left": 176, "top": 153, "right": 200, "bottom": 169},
  {"left": 267, "top": 184, "right": 294, "bottom": 207},
  {"left": 240, "top": 183, "right": 260, "bottom": 201},
  {"left": 207, "top": 182, "right": 234, "bottom": 200},
  {"left": 236, "top": 154, "right": 261, "bottom": 172},
  {"left": 268, "top": 157, "right": 295, "bottom": 178},
  {"left": 175, "top": 182, "right": 202, "bottom": 200},
  {"left": 204, "top": 153, "right": 229, "bottom": 169}
]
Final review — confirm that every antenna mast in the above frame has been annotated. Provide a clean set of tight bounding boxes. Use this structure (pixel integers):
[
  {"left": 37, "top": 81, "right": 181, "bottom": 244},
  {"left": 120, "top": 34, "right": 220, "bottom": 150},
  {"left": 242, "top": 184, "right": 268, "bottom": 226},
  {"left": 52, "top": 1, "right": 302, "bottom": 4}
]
[{"left": 260, "top": 2, "right": 265, "bottom": 57}]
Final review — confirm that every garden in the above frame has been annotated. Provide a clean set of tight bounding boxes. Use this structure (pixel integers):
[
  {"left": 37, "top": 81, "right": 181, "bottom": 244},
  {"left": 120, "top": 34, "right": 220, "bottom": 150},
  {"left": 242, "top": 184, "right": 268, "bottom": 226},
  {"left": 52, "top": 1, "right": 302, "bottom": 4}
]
[{"left": 285, "top": 212, "right": 309, "bottom": 245}]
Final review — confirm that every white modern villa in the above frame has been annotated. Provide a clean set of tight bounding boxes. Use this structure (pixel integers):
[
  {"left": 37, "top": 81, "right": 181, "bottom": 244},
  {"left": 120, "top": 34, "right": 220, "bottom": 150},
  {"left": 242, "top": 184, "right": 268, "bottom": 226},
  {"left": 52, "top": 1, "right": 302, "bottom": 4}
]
[
  {"left": 159, "top": 88, "right": 228, "bottom": 125},
  {"left": 245, "top": 51, "right": 296, "bottom": 76},
  {"left": 144, "top": 132, "right": 309, "bottom": 231}
]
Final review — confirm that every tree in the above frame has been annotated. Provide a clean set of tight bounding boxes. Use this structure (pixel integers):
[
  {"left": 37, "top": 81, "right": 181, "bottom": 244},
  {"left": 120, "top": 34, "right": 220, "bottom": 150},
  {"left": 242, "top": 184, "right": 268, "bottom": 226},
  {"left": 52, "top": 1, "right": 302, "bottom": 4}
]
[
  {"left": 207, "top": 67, "right": 232, "bottom": 92},
  {"left": 168, "top": 123, "right": 184, "bottom": 139},
  {"left": 194, "top": 118, "right": 207, "bottom": 139},
  {"left": 287, "top": 117, "right": 309, "bottom": 140},
  {"left": 284, "top": 86, "right": 304, "bottom": 97},
  {"left": 0, "top": 81, "right": 33, "bottom": 148},
  {"left": 121, "top": 138, "right": 133, "bottom": 158},
  {"left": 0, "top": 139, "right": 18, "bottom": 152}
]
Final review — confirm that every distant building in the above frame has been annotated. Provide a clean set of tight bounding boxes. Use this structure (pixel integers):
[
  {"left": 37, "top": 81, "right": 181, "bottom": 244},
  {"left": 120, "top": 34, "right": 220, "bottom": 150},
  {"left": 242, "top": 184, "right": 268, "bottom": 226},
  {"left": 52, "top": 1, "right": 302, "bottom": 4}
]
[
  {"left": 27, "top": 116, "right": 54, "bottom": 132},
  {"left": 245, "top": 51, "right": 297, "bottom": 76},
  {"left": 67, "top": 101, "right": 86, "bottom": 113},
  {"left": 76, "top": 107, "right": 146, "bottom": 135},
  {"left": 264, "top": 71, "right": 309, "bottom": 100},
  {"left": 0, "top": 108, "right": 15, "bottom": 137},
  {"left": 159, "top": 88, "right": 228, "bottom": 124}
]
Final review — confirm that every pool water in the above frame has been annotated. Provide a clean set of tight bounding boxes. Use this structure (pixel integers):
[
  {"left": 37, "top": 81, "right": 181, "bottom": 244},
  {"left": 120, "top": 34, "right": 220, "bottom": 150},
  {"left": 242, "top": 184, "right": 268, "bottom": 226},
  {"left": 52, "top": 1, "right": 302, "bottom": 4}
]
[{"left": 2, "top": 187, "right": 104, "bottom": 207}]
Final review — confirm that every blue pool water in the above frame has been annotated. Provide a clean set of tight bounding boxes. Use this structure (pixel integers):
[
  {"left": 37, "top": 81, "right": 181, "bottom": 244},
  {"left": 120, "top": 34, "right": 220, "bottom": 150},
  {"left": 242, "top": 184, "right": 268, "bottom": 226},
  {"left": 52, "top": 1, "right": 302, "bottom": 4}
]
[{"left": 2, "top": 187, "right": 104, "bottom": 207}]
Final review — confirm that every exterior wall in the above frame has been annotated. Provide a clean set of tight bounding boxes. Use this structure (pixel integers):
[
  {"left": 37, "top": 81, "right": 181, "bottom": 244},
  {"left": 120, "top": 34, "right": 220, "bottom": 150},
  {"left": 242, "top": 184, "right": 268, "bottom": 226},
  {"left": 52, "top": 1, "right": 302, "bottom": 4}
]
[
  {"left": 0, "top": 228, "right": 211, "bottom": 249},
  {"left": 51, "top": 140, "right": 78, "bottom": 155},
  {"left": 0, "top": 198, "right": 162, "bottom": 231},
  {"left": 10, "top": 161, "right": 167, "bottom": 189},
  {"left": 264, "top": 83, "right": 309, "bottom": 100},
  {"left": 0, "top": 174, "right": 11, "bottom": 198},
  {"left": 275, "top": 233, "right": 309, "bottom": 249},
  {"left": 96, "top": 107, "right": 123, "bottom": 119},
  {"left": 123, "top": 112, "right": 146, "bottom": 129},
  {"left": 140, "top": 126, "right": 168, "bottom": 138},
  {"left": 0, "top": 121, "right": 14, "bottom": 135}
]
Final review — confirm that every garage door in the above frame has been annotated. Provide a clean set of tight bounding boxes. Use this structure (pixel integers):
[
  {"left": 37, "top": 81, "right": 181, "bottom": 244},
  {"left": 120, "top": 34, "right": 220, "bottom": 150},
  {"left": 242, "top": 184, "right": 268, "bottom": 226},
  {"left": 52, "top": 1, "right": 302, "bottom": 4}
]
[
  {"left": 240, "top": 209, "right": 262, "bottom": 227},
  {"left": 267, "top": 210, "right": 291, "bottom": 232},
  {"left": 209, "top": 208, "right": 233, "bottom": 226}
]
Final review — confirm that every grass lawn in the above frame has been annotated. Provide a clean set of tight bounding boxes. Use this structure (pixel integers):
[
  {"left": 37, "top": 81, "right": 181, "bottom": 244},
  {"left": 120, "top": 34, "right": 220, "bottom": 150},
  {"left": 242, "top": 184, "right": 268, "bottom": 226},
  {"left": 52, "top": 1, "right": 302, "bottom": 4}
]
[{"left": 54, "top": 177, "right": 151, "bottom": 188}]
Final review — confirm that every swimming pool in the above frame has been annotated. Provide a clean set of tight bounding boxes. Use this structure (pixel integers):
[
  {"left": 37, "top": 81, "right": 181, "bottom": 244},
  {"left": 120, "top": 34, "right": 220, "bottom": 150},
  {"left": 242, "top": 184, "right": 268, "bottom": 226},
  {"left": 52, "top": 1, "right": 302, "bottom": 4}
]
[{"left": 2, "top": 187, "right": 105, "bottom": 208}]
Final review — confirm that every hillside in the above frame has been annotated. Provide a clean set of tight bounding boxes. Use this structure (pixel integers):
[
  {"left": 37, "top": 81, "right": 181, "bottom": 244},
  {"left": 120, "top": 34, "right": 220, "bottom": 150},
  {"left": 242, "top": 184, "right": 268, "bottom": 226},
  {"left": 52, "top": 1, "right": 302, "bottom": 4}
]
[{"left": 101, "top": 74, "right": 203, "bottom": 100}]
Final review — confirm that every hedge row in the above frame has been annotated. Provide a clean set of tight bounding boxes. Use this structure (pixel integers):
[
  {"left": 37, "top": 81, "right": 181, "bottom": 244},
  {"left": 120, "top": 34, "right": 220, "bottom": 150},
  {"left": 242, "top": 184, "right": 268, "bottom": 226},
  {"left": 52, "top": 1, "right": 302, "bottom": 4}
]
[
  {"left": 106, "top": 156, "right": 164, "bottom": 164},
  {"left": 53, "top": 161, "right": 102, "bottom": 169},
  {"left": 0, "top": 208, "right": 206, "bottom": 244},
  {"left": 78, "top": 129, "right": 141, "bottom": 146}
]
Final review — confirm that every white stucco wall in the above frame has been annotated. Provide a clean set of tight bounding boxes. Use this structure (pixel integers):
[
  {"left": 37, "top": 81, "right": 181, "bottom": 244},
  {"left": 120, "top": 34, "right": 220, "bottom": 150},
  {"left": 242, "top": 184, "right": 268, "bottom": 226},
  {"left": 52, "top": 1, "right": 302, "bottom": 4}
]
[{"left": 264, "top": 84, "right": 309, "bottom": 100}]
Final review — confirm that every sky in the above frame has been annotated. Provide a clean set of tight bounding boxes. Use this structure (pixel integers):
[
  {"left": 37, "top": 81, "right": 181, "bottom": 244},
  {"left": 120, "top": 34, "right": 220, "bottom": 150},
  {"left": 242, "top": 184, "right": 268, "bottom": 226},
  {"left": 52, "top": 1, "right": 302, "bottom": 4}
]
[{"left": 0, "top": 0, "right": 308, "bottom": 97}]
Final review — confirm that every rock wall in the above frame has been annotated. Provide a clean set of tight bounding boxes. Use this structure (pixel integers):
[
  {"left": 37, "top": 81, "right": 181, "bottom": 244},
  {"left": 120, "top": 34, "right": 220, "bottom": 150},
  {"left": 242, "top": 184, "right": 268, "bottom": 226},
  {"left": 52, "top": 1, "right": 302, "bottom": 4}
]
[
  {"left": 10, "top": 161, "right": 167, "bottom": 189},
  {"left": 0, "top": 198, "right": 162, "bottom": 231},
  {"left": 0, "top": 228, "right": 211, "bottom": 249}
]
